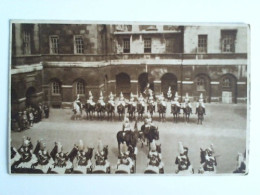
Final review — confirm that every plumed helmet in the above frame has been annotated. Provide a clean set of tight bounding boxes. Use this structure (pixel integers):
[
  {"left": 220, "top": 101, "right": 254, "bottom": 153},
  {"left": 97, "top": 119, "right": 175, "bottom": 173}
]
[
  {"left": 178, "top": 142, "right": 185, "bottom": 155},
  {"left": 168, "top": 86, "right": 171, "bottom": 91},
  {"left": 175, "top": 92, "right": 178, "bottom": 98},
  {"left": 78, "top": 140, "right": 84, "bottom": 151},
  {"left": 97, "top": 140, "right": 103, "bottom": 153},
  {"left": 120, "top": 92, "right": 124, "bottom": 98},
  {"left": 139, "top": 93, "right": 143, "bottom": 98},
  {"left": 150, "top": 140, "right": 156, "bottom": 151},
  {"left": 100, "top": 91, "right": 103, "bottom": 97},
  {"left": 124, "top": 117, "right": 129, "bottom": 123},
  {"left": 130, "top": 92, "right": 133, "bottom": 98},
  {"left": 89, "top": 91, "right": 93, "bottom": 97}
]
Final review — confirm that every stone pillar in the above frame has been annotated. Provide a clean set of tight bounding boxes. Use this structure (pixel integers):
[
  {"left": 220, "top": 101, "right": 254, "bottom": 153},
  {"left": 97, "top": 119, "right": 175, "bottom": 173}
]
[
  {"left": 14, "top": 23, "right": 23, "bottom": 56},
  {"left": 153, "top": 80, "right": 161, "bottom": 96}
]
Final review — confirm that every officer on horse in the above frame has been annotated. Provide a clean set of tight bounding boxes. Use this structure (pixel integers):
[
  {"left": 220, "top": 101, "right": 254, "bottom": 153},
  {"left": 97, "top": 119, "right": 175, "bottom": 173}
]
[
  {"left": 98, "top": 91, "right": 106, "bottom": 106},
  {"left": 171, "top": 92, "right": 181, "bottom": 108},
  {"left": 122, "top": 117, "right": 131, "bottom": 132},
  {"left": 183, "top": 93, "right": 192, "bottom": 108},
  {"left": 138, "top": 93, "right": 145, "bottom": 107},
  {"left": 87, "top": 91, "right": 96, "bottom": 106},
  {"left": 196, "top": 93, "right": 206, "bottom": 115},
  {"left": 118, "top": 92, "right": 126, "bottom": 107},
  {"left": 167, "top": 86, "right": 172, "bottom": 101},
  {"left": 108, "top": 92, "right": 115, "bottom": 107},
  {"left": 128, "top": 93, "right": 136, "bottom": 107}
]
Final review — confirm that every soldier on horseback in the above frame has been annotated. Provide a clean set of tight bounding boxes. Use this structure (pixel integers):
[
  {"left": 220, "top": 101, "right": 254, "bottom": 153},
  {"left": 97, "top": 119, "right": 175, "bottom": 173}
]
[
  {"left": 196, "top": 93, "right": 206, "bottom": 115},
  {"left": 98, "top": 91, "right": 106, "bottom": 106},
  {"left": 87, "top": 91, "right": 96, "bottom": 106},
  {"left": 175, "top": 142, "right": 193, "bottom": 174},
  {"left": 122, "top": 117, "right": 131, "bottom": 132},
  {"left": 183, "top": 93, "right": 192, "bottom": 108},
  {"left": 117, "top": 92, "right": 126, "bottom": 107},
  {"left": 108, "top": 92, "right": 115, "bottom": 107},
  {"left": 138, "top": 93, "right": 145, "bottom": 107},
  {"left": 128, "top": 93, "right": 136, "bottom": 107},
  {"left": 171, "top": 92, "right": 181, "bottom": 108}
]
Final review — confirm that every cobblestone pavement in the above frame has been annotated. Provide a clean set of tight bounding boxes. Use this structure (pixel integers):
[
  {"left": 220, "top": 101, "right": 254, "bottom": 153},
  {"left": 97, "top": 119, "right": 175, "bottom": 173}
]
[{"left": 10, "top": 103, "right": 247, "bottom": 174}]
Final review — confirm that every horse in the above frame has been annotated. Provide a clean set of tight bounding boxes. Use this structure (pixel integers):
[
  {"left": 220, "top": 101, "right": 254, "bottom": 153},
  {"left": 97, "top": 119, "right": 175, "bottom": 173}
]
[
  {"left": 116, "top": 130, "right": 138, "bottom": 155},
  {"left": 117, "top": 104, "right": 125, "bottom": 121},
  {"left": 182, "top": 105, "right": 192, "bottom": 123},
  {"left": 72, "top": 101, "right": 82, "bottom": 120},
  {"left": 140, "top": 124, "right": 159, "bottom": 149},
  {"left": 171, "top": 104, "right": 180, "bottom": 123},
  {"left": 127, "top": 103, "right": 136, "bottom": 121},
  {"left": 85, "top": 102, "right": 96, "bottom": 120},
  {"left": 106, "top": 102, "right": 115, "bottom": 121},
  {"left": 157, "top": 103, "right": 166, "bottom": 122},
  {"left": 136, "top": 103, "right": 145, "bottom": 121},
  {"left": 95, "top": 102, "right": 106, "bottom": 120},
  {"left": 147, "top": 102, "right": 155, "bottom": 118},
  {"left": 197, "top": 105, "right": 204, "bottom": 125}
]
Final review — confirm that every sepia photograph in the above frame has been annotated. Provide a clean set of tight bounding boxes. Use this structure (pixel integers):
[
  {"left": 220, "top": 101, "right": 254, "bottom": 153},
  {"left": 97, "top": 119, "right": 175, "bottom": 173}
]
[{"left": 9, "top": 21, "right": 249, "bottom": 175}]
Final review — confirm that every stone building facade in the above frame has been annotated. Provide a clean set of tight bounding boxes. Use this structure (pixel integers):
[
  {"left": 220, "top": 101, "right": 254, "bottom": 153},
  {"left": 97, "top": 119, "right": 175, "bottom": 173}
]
[{"left": 11, "top": 23, "right": 248, "bottom": 114}]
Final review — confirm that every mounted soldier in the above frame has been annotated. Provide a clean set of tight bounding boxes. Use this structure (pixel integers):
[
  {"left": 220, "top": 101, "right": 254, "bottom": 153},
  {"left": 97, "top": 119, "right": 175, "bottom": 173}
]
[
  {"left": 117, "top": 92, "right": 126, "bottom": 120},
  {"left": 108, "top": 92, "right": 115, "bottom": 107},
  {"left": 175, "top": 142, "right": 193, "bottom": 174},
  {"left": 97, "top": 91, "right": 106, "bottom": 106},
  {"left": 138, "top": 93, "right": 145, "bottom": 107},
  {"left": 72, "top": 94, "right": 83, "bottom": 120},
  {"left": 171, "top": 92, "right": 181, "bottom": 108},
  {"left": 87, "top": 91, "right": 96, "bottom": 107},
  {"left": 196, "top": 93, "right": 206, "bottom": 115},
  {"left": 117, "top": 92, "right": 126, "bottom": 107},
  {"left": 127, "top": 93, "right": 136, "bottom": 120},
  {"left": 167, "top": 86, "right": 172, "bottom": 101},
  {"left": 122, "top": 117, "right": 131, "bottom": 132}
]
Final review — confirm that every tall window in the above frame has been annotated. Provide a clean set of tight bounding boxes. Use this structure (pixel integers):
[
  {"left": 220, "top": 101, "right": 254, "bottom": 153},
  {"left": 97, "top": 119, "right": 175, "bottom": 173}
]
[
  {"left": 23, "top": 31, "right": 31, "bottom": 54},
  {"left": 123, "top": 38, "right": 130, "bottom": 53},
  {"left": 222, "top": 30, "right": 236, "bottom": 53},
  {"left": 49, "top": 36, "right": 59, "bottom": 54},
  {"left": 76, "top": 81, "right": 85, "bottom": 94},
  {"left": 52, "top": 82, "right": 60, "bottom": 94},
  {"left": 223, "top": 78, "right": 231, "bottom": 88},
  {"left": 198, "top": 35, "right": 207, "bottom": 53},
  {"left": 144, "top": 38, "right": 152, "bottom": 53},
  {"left": 74, "top": 35, "right": 84, "bottom": 54},
  {"left": 197, "top": 77, "right": 205, "bottom": 91}
]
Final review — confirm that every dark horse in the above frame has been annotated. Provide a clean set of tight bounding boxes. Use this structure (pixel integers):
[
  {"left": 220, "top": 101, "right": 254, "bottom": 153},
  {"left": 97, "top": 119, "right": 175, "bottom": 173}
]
[
  {"left": 106, "top": 102, "right": 115, "bottom": 121},
  {"left": 147, "top": 103, "right": 155, "bottom": 118},
  {"left": 95, "top": 102, "right": 106, "bottom": 120},
  {"left": 182, "top": 105, "right": 192, "bottom": 123},
  {"left": 117, "top": 104, "right": 125, "bottom": 121},
  {"left": 85, "top": 103, "right": 95, "bottom": 120},
  {"left": 196, "top": 105, "right": 204, "bottom": 125},
  {"left": 140, "top": 124, "right": 159, "bottom": 149},
  {"left": 157, "top": 103, "right": 166, "bottom": 122},
  {"left": 171, "top": 104, "right": 180, "bottom": 123},
  {"left": 127, "top": 103, "right": 136, "bottom": 121},
  {"left": 137, "top": 103, "right": 145, "bottom": 121},
  {"left": 116, "top": 130, "right": 138, "bottom": 155}
]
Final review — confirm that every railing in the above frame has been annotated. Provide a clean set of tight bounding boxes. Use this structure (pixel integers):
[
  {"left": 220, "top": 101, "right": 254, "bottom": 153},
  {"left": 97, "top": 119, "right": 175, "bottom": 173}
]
[{"left": 12, "top": 53, "right": 247, "bottom": 66}]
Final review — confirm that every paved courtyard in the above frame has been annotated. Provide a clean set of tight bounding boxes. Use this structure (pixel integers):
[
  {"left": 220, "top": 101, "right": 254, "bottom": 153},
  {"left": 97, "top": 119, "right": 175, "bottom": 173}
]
[{"left": 10, "top": 103, "right": 247, "bottom": 174}]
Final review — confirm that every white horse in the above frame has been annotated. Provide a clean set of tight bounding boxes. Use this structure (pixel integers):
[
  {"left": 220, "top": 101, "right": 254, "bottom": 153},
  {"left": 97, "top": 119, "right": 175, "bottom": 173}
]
[{"left": 72, "top": 101, "right": 82, "bottom": 120}]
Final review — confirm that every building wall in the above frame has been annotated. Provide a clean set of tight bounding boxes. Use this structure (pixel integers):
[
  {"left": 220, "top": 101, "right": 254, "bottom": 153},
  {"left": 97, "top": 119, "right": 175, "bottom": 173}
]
[{"left": 184, "top": 26, "right": 248, "bottom": 53}]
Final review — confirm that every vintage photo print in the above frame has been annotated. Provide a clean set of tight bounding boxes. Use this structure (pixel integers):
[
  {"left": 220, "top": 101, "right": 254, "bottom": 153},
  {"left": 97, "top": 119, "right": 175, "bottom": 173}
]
[{"left": 9, "top": 21, "right": 249, "bottom": 175}]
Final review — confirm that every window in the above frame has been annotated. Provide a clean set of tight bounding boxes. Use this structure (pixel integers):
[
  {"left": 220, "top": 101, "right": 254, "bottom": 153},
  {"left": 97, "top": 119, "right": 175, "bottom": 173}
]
[
  {"left": 74, "top": 35, "right": 84, "bottom": 54},
  {"left": 222, "top": 30, "right": 236, "bottom": 53},
  {"left": 198, "top": 35, "right": 207, "bottom": 53},
  {"left": 23, "top": 31, "right": 31, "bottom": 54},
  {"left": 52, "top": 82, "right": 60, "bottom": 94},
  {"left": 144, "top": 38, "right": 151, "bottom": 53},
  {"left": 223, "top": 78, "right": 231, "bottom": 88},
  {"left": 76, "top": 81, "right": 85, "bottom": 94},
  {"left": 123, "top": 38, "right": 130, "bottom": 53},
  {"left": 197, "top": 77, "right": 205, "bottom": 91},
  {"left": 49, "top": 36, "right": 59, "bottom": 54}
]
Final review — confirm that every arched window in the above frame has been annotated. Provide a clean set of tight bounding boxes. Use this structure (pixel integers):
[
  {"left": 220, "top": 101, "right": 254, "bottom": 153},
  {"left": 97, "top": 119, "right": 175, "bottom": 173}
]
[
  {"left": 76, "top": 81, "right": 85, "bottom": 94},
  {"left": 52, "top": 82, "right": 60, "bottom": 94},
  {"left": 223, "top": 78, "right": 231, "bottom": 88},
  {"left": 197, "top": 77, "right": 205, "bottom": 91}
]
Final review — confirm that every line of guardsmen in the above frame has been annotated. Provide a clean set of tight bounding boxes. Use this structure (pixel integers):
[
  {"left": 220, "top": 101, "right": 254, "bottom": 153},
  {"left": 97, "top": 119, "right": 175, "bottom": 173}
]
[
  {"left": 11, "top": 103, "right": 49, "bottom": 132},
  {"left": 76, "top": 87, "right": 206, "bottom": 115},
  {"left": 12, "top": 135, "right": 244, "bottom": 174}
]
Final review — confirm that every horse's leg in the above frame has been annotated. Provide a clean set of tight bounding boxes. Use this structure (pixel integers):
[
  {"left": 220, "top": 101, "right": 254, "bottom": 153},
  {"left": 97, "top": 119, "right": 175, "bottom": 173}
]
[{"left": 118, "top": 143, "right": 120, "bottom": 156}]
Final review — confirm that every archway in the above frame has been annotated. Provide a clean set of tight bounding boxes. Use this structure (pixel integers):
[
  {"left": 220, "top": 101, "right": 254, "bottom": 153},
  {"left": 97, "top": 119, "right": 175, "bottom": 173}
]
[
  {"left": 220, "top": 74, "right": 237, "bottom": 103},
  {"left": 138, "top": 73, "right": 154, "bottom": 94},
  {"left": 161, "top": 73, "right": 177, "bottom": 98},
  {"left": 25, "top": 87, "right": 36, "bottom": 107},
  {"left": 116, "top": 72, "right": 131, "bottom": 98}
]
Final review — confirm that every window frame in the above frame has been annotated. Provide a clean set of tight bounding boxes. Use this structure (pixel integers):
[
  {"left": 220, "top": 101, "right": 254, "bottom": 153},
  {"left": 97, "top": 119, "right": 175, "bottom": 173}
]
[
  {"left": 23, "top": 31, "right": 31, "bottom": 55},
  {"left": 196, "top": 77, "right": 206, "bottom": 91},
  {"left": 52, "top": 82, "right": 61, "bottom": 95},
  {"left": 221, "top": 30, "right": 236, "bottom": 53},
  {"left": 198, "top": 34, "right": 208, "bottom": 53},
  {"left": 144, "top": 38, "right": 152, "bottom": 53},
  {"left": 74, "top": 35, "right": 84, "bottom": 54},
  {"left": 76, "top": 81, "right": 85, "bottom": 95},
  {"left": 123, "top": 38, "right": 130, "bottom": 53},
  {"left": 49, "top": 35, "right": 59, "bottom": 54},
  {"left": 222, "top": 78, "right": 232, "bottom": 88}
]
